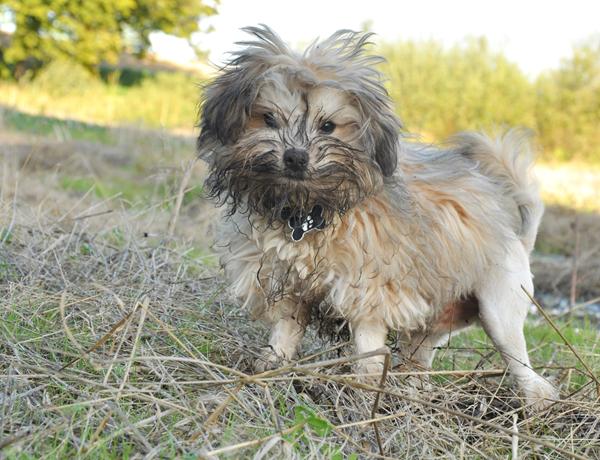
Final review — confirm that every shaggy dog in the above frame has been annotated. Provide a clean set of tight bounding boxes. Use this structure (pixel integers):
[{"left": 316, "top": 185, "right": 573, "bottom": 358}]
[{"left": 197, "top": 25, "right": 557, "bottom": 408}]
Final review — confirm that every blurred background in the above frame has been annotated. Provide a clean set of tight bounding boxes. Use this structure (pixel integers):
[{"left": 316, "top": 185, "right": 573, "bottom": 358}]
[
  {"left": 1, "top": 0, "right": 599, "bottom": 307},
  {"left": 1, "top": 0, "right": 599, "bottom": 158},
  {"left": 1, "top": 2, "right": 600, "bottom": 457}
]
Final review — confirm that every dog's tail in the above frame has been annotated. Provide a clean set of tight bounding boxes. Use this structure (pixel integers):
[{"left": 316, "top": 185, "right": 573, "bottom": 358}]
[{"left": 456, "top": 129, "right": 544, "bottom": 254}]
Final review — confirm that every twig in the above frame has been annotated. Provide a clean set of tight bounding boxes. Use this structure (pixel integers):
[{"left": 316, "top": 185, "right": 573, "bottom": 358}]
[
  {"left": 59, "top": 291, "right": 87, "bottom": 356},
  {"left": 251, "top": 347, "right": 391, "bottom": 380},
  {"left": 371, "top": 350, "right": 391, "bottom": 457},
  {"left": 58, "top": 305, "right": 136, "bottom": 372},
  {"left": 293, "top": 369, "right": 590, "bottom": 460},
  {"left": 335, "top": 410, "right": 406, "bottom": 430},
  {"left": 512, "top": 413, "right": 519, "bottom": 460},
  {"left": 522, "top": 286, "right": 600, "bottom": 398},
  {"left": 84, "top": 408, "right": 175, "bottom": 455},
  {"left": 118, "top": 297, "right": 149, "bottom": 395},
  {"left": 569, "top": 215, "right": 580, "bottom": 317},
  {"left": 72, "top": 209, "right": 114, "bottom": 221},
  {"left": 203, "top": 423, "right": 305, "bottom": 457},
  {"left": 263, "top": 384, "right": 282, "bottom": 432},
  {"left": 167, "top": 157, "right": 197, "bottom": 239},
  {"left": 188, "top": 383, "right": 244, "bottom": 442}
]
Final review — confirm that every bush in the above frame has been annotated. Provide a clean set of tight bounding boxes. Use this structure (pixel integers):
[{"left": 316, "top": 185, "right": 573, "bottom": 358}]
[
  {"left": 535, "top": 40, "right": 600, "bottom": 161},
  {"left": 31, "top": 59, "right": 102, "bottom": 97},
  {"left": 380, "top": 38, "right": 535, "bottom": 140},
  {"left": 0, "top": 63, "right": 202, "bottom": 129}
]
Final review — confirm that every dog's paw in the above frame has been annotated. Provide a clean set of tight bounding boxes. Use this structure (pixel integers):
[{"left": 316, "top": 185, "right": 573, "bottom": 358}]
[
  {"left": 253, "top": 346, "right": 286, "bottom": 373},
  {"left": 521, "top": 375, "right": 559, "bottom": 411},
  {"left": 354, "top": 359, "right": 386, "bottom": 385},
  {"left": 404, "top": 374, "right": 433, "bottom": 392}
]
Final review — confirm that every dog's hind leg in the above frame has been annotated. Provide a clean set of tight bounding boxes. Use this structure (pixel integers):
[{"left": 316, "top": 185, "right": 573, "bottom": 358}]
[
  {"left": 402, "top": 295, "right": 480, "bottom": 369},
  {"left": 396, "top": 331, "right": 450, "bottom": 390},
  {"left": 401, "top": 332, "right": 449, "bottom": 369},
  {"left": 476, "top": 242, "right": 557, "bottom": 409},
  {"left": 253, "top": 300, "right": 311, "bottom": 372}
]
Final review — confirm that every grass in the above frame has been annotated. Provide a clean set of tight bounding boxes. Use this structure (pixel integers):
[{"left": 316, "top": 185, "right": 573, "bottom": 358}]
[
  {"left": 0, "top": 66, "right": 201, "bottom": 131},
  {"left": 1, "top": 236, "right": 598, "bottom": 459},
  {"left": 1, "top": 115, "right": 600, "bottom": 458},
  {"left": 537, "top": 164, "right": 600, "bottom": 213},
  {"left": 0, "top": 107, "right": 114, "bottom": 144}
]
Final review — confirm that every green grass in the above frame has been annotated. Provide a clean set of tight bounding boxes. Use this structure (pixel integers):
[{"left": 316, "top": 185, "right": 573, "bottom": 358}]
[
  {"left": 59, "top": 176, "right": 204, "bottom": 211},
  {"left": 0, "top": 66, "right": 201, "bottom": 130},
  {"left": 1, "top": 107, "right": 114, "bottom": 144},
  {"left": 435, "top": 319, "right": 599, "bottom": 390},
  {"left": 60, "top": 176, "right": 166, "bottom": 204}
]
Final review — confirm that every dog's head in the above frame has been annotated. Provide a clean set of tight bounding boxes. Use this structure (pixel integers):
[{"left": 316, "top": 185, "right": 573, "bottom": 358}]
[{"left": 198, "top": 25, "right": 401, "bottom": 223}]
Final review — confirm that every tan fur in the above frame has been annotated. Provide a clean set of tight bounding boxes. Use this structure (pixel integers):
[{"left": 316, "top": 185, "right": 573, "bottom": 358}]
[
  {"left": 218, "top": 144, "right": 512, "bottom": 332},
  {"left": 200, "top": 26, "right": 558, "bottom": 409}
]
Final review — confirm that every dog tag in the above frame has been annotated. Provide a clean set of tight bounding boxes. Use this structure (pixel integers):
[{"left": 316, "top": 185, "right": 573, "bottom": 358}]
[{"left": 285, "top": 204, "right": 326, "bottom": 241}]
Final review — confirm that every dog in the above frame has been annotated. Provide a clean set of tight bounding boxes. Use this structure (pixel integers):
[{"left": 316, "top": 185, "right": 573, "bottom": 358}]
[{"left": 197, "top": 25, "right": 558, "bottom": 409}]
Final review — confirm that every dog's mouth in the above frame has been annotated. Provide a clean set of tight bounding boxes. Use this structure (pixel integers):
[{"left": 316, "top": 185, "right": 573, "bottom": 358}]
[
  {"left": 206, "top": 151, "right": 382, "bottom": 226},
  {"left": 283, "top": 170, "right": 306, "bottom": 181}
]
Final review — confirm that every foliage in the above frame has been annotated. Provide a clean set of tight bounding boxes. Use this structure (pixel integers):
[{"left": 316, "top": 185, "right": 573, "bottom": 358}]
[
  {"left": 381, "top": 38, "right": 535, "bottom": 140},
  {"left": 535, "top": 39, "right": 600, "bottom": 162},
  {"left": 0, "top": 65, "right": 200, "bottom": 129},
  {"left": 29, "top": 58, "right": 102, "bottom": 96},
  {"left": 1, "top": 0, "right": 217, "bottom": 76},
  {"left": 380, "top": 37, "right": 600, "bottom": 162}
]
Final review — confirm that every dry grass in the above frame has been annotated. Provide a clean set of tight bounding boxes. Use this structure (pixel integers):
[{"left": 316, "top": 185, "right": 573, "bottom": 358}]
[
  {"left": 537, "top": 164, "right": 600, "bottom": 213},
  {"left": 1, "top": 126, "right": 599, "bottom": 458},
  {"left": 534, "top": 165, "right": 600, "bottom": 302}
]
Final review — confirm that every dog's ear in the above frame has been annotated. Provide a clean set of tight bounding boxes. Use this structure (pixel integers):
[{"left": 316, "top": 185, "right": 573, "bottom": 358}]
[
  {"left": 197, "top": 25, "right": 290, "bottom": 154},
  {"left": 353, "top": 91, "right": 401, "bottom": 177},
  {"left": 197, "top": 66, "right": 262, "bottom": 151},
  {"left": 316, "top": 30, "right": 401, "bottom": 177},
  {"left": 372, "top": 109, "right": 400, "bottom": 177}
]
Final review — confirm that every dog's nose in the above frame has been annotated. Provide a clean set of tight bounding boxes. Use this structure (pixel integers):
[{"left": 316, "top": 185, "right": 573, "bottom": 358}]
[{"left": 283, "top": 148, "right": 308, "bottom": 172}]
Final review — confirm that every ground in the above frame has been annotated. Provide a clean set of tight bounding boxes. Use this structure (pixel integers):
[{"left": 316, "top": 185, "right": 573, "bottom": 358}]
[{"left": 1, "top": 109, "right": 599, "bottom": 458}]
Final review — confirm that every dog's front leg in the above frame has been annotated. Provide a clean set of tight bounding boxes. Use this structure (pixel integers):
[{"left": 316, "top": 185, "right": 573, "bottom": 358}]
[
  {"left": 254, "top": 300, "right": 310, "bottom": 372},
  {"left": 352, "top": 316, "right": 388, "bottom": 379}
]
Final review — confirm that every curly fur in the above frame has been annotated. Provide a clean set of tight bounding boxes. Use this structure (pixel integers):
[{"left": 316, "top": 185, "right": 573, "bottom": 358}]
[{"left": 198, "top": 25, "right": 557, "bottom": 409}]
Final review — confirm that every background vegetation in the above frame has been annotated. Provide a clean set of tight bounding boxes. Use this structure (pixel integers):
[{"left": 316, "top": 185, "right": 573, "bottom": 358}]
[
  {"left": 1, "top": 32, "right": 599, "bottom": 161},
  {"left": 382, "top": 37, "right": 600, "bottom": 162},
  {"left": 0, "top": 0, "right": 216, "bottom": 77}
]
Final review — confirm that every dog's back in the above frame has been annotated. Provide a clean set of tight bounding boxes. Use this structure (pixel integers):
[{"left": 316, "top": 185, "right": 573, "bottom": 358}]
[{"left": 399, "top": 130, "right": 543, "bottom": 255}]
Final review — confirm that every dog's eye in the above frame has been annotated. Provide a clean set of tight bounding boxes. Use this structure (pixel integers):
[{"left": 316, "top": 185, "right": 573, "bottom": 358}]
[
  {"left": 264, "top": 112, "right": 278, "bottom": 129},
  {"left": 320, "top": 121, "right": 336, "bottom": 134}
]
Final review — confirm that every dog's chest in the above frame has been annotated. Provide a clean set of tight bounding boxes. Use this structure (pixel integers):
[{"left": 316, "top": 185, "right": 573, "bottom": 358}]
[{"left": 220, "top": 197, "right": 440, "bottom": 329}]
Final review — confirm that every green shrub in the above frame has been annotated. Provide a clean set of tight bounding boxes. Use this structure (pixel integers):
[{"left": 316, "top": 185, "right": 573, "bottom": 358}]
[
  {"left": 31, "top": 59, "right": 102, "bottom": 97},
  {"left": 380, "top": 38, "right": 535, "bottom": 139},
  {"left": 535, "top": 40, "right": 600, "bottom": 162},
  {"left": 0, "top": 66, "right": 202, "bottom": 129}
]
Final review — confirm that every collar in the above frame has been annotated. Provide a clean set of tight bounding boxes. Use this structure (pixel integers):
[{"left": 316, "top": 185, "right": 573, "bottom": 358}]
[{"left": 281, "top": 204, "right": 327, "bottom": 241}]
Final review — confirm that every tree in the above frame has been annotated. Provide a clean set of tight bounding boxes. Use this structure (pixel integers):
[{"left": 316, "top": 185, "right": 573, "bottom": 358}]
[
  {"left": 380, "top": 38, "right": 535, "bottom": 141},
  {"left": 535, "top": 39, "right": 600, "bottom": 161},
  {"left": 1, "top": 0, "right": 217, "bottom": 77}
]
